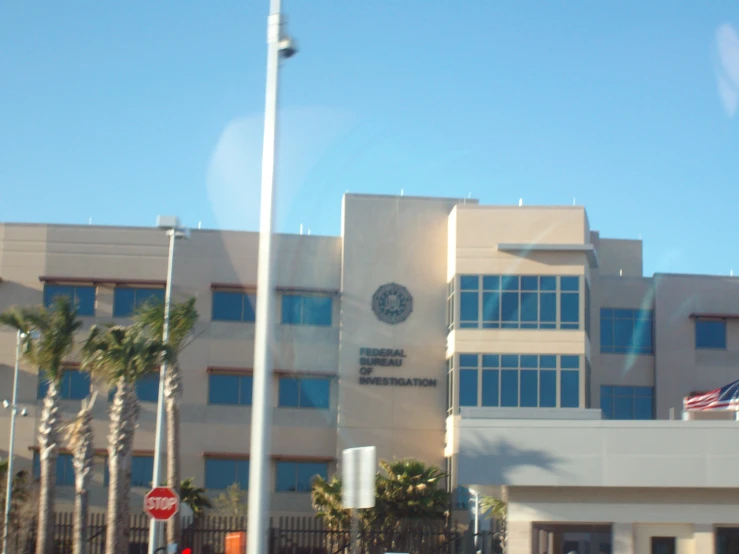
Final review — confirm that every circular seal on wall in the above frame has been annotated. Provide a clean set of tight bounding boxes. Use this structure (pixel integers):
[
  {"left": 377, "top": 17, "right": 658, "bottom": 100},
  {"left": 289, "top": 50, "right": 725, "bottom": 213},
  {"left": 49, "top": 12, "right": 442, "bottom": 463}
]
[{"left": 372, "top": 283, "right": 413, "bottom": 324}]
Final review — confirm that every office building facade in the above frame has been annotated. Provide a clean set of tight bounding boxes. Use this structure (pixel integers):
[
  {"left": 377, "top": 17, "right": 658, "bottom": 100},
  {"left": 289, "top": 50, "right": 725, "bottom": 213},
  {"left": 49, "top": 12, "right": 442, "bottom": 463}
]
[{"left": 1, "top": 193, "right": 738, "bottom": 554}]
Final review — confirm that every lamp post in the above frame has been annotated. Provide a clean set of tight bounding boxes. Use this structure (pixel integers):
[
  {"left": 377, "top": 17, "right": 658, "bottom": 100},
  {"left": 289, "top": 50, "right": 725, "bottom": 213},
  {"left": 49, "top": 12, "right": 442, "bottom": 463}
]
[
  {"left": 2, "top": 330, "right": 29, "bottom": 554},
  {"left": 246, "top": 2, "right": 297, "bottom": 554},
  {"left": 148, "top": 216, "right": 189, "bottom": 554}
]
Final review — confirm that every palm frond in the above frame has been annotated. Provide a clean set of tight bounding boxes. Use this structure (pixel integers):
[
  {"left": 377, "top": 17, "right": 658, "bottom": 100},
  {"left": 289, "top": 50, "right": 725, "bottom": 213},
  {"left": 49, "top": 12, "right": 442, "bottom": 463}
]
[{"left": 133, "top": 297, "right": 198, "bottom": 357}]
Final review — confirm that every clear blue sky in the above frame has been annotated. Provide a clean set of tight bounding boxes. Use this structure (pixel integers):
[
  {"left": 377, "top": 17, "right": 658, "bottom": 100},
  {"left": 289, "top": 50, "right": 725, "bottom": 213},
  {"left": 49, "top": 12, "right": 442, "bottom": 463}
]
[{"left": 1, "top": 1, "right": 738, "bottom": 276}]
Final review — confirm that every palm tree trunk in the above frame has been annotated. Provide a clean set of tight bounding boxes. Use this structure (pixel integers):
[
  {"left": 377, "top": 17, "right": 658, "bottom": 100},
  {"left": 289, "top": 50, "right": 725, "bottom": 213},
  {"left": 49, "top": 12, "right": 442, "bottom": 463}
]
[
  {"left": 72, "top": 401, "right": 94, "bottom": 554},
  {"left": 164, "top": 365, "right": 182, "bottom": 546},
  {"left": 107, "top": 380, "right": 140, "bottom": 554},
  {"left": 36, "top": 380, "right": 61, "bottom": 554}
]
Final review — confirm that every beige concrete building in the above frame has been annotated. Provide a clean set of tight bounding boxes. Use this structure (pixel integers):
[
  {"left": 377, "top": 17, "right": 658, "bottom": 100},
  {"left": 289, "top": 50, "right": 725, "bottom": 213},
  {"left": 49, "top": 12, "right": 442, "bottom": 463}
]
[{"left": 1, "top": 193, "right": 739, "bottom": 554}]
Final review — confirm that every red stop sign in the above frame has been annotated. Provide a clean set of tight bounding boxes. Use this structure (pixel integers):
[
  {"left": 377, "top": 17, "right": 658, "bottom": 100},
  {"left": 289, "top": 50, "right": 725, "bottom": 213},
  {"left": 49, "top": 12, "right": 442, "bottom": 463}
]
[{"left": 144, "top": 487, "right": 180, "bottom": 521}]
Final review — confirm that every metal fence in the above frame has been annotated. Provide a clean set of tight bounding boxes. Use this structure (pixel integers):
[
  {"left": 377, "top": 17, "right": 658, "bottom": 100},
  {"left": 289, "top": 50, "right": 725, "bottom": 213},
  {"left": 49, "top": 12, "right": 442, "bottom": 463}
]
[{"left": 10, "top": 514, "right": 498, "bottom": 554}]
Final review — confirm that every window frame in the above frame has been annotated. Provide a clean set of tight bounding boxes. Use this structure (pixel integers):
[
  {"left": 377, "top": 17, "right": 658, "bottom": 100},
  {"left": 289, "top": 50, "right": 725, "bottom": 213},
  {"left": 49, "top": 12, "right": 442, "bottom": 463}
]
[
  {"left": 600, "top": 308, "right": 654, "bottom": 355},
  {"left": 43, "top": 284, "right": 97, "bottom": 316},
  {"left": 275, "top": 460, "right": 329, "bottom": 493},
  {"left": 112, "top": 286, "right": 165, "bottom": 318},
  {"left": 455, "top": 354, "right": 580, "bottom": 410},
  {"left": 277, "top": 376, "right": 331, "bottom": 409},
  {"left": 600, "top": 385, "right": 655, "bottom": 420},
  {"left": 211, "top": 290, "right": 257, "bottom": 323},
  {"left": 280, "top": 294, "right": 333, "bottom": 327},
  {"left": 38, "top": 368, "right": 91, "bottom": 401},
  {"left": 695, "top": 318, "right": 727, "bottom": 350},
  {"left": 454, "top": 275, "right": 580, "bottom": 330},
  {"left": 208, "top": 373, "right": 254, "bottom": 406},
  {"left": 204, "top": 457, "right": 250, "bottom": 490},
  {"left": 33, "top": 452, "right": 75, "bottom": 486}
]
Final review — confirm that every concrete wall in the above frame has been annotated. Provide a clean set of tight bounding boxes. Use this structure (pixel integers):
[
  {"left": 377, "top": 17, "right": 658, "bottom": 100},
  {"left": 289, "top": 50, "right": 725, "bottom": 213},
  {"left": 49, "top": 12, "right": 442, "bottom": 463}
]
[
  {"left": 455, "top": 417, "right": 739, "bottom": 489},
  {"left": 337, "top": 194, "right": 464, "bottom": 468}
]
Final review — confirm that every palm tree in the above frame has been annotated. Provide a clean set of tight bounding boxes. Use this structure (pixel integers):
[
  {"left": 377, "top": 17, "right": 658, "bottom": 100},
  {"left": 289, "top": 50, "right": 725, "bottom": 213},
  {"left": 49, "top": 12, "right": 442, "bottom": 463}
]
[
  {"left": 311, "top": 475, "right": 349, "bottom": 532},
  {"left": 62, "top": 393, "right": 97, "bottom": 554},
  {"left": 213, "top": 483, "right": 248, "bottom": 517},
  {"left": 179, "top": 478, "right": 212, "bottom": 518},
  {"left": 374, "top": 459, "right": 449, "bottom": 523},
  {"left": 480, "top": 495, "right": 507, "bottom": 553},
  {"left": 1, "top": 297, "right": 81, "bottom": 554},
  {"left": 82, "top": 325, "right": 168, "bottom": 554},
  {"left": 134, "top": 298, "right": 198, "bottom": 545}
]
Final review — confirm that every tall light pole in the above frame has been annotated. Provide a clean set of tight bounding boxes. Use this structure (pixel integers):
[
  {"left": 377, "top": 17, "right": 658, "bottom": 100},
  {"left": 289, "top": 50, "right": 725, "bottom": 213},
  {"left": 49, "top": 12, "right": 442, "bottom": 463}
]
[
  {"left": 148, "top": 216, "right": 188, "bottom": 554},
  {"left": 247, "top": 2, "right": 296, "bottom": 554},
  {"left": 2, "top": 330, "right": 29, "bottom": 554}
]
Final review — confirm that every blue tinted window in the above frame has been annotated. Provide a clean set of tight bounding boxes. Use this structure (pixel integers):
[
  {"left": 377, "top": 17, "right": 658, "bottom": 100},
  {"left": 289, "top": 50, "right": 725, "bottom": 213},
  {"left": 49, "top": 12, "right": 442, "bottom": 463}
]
[
  {"left": 601, "top": 385, "right": 654, "bottom": 420},
  {"left": 481, "top": 355, "right": 499, "bottom": 368},
  {"left": 521, "top": 276, "right": 538, "bottom": 291},
  {"left": 212, "top": 291, "right": 244, "bottom": 322},
  {"left": 208, "top": 374, "right": 240, "bottom": 405},
  {"left": 539, "top": 355, "right": 556, "bottom": 369},
  {"left": 460, "top": 276, "right": 479, "bottom": 290},
  {"left": 539, "top": 370, "right": 556, "bottom": 407},
  {"left": 540, "top": 276, "right": 556, "bottom": 291},
  {"left": 300, "top": 378, "right": 330, "bottom": 409},
  {"left": 482, "top": 276, "right": 500, "bottom": 290},
  {"left": 459, "top": 369, "right": 478, "bottom": 407},
  {"left": 33, "top": 452, "right": 74, "bottom": 486},
  {"left": 136, "top": 373, "right": 159, "bottom": 402},
  {"left": 481, "top": 292, "right": 500, "bottom": 326},
  {"left": 695, "top": 320, "right": 726, "bottom": 349},
  {"left": 276, "top": 461, "right": 328, "bottom": 492},
  {"left": 560, "top": 277, "right": 579, "bottom": 291},
  {"left": 520, "top": 355, "right": 538, "bottom": 369},
  {"left": 460, "top": 291, "right": 479, "bottom": 327},
  {"left": 540, "top": 293, "right": 556, "bottom": 324},
  {"left": 281, "top": 295, "right": 332, "bottom": 326},
  {"left": 481, "top": 370, "right": 499, "bottom": 406},
  {"left": 240, "top": 376, "right": 254, "bottom": 406},
  {"left": 204, "top": 458, "right": 249, "bottom": 490},
  {"left": 279, "top": 377, "right": 330, "bottom": 408},
  {"left": 501, "top": 276, "right": 519, "bottom": 291},
  {"left": 501, "top": 370, "right": 519, "bottom": 407},
  {"left": 39, "top": 369, "right": 90, "bottom": 400},
  {"left": 501, "top": 292, "right": 519, "bottom": 325},
  {"left": 459, "top": 354, "right": 478, "bottom": 368},
  {"left": 561, "top": 356, "right": 580, "bottom": 369},
  {"left": 278, "top": 377, "right": 299, "bottom": 407},
  {"left": 601, "top": 308, "right": 654, "bottom": 354},
  {"left": 520, "top": 370, "right": 538, "bottom": 407},
  {"left": 560, "top": 292, "right": 579, "bottom": 326},
  {"left": 501, "top": 355, "right": 518, "bottom": 368},
  {"left": 560, "top": 371, "right": 579, "bottom": 408},
  {"left": 131, "top": 456, "right": 154, "bottom": 487},
  {"left": 44, "top": 285, "right": 96, "bottom": 316},
  {"left": 113, "top": 287, "right": 164, "bottom": 317}
]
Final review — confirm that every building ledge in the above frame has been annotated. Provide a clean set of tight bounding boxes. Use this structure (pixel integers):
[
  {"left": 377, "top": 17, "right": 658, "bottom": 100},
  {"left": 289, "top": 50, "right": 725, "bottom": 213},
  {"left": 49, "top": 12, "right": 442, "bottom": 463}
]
[
  {"left": 39, "top": 276, "right": 165, "bottom": 287},
  {"left": 689, "top": 312, "right": 739, "bottom": 320},
  {"left": 498, "top": 243, "right": 599, "bottom": 268}
]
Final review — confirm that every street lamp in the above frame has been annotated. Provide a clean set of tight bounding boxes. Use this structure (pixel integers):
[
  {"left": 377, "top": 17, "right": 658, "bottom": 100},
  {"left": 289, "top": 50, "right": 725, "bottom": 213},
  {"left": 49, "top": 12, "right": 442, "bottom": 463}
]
[
  {"left": 2, "top": 330, "right": 30, "bottom": 554},
  {"left": 246, "top": 2, "right": 297, "bottom": 554},
  {"left": 147, "top": 216, "right": 189, "bottom": 554}
]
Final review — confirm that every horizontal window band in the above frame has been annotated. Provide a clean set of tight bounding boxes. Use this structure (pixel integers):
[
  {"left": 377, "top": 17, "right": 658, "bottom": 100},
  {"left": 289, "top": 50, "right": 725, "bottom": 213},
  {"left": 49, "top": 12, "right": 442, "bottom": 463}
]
[
  {"left": 207, "top": 366, "right": 336, "bottom": 378},
  {"left": 203, "top": 452, "right": 334, "bottom": 463},
  {"left": 28, "top": 446, "right": 154, "bottom": 457},
  {"left": 210, "top": 282, "right": 339, "bottom": 295},
  {"left": 39, "top": 276, "right": 166, "bottom": 288}
]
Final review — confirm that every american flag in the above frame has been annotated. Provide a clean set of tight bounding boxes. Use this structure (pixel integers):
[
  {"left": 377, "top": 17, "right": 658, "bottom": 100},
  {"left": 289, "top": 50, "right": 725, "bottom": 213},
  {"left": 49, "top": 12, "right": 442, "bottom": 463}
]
[{"left": 684, "top": 379, "right": 739, "bottom": 411}]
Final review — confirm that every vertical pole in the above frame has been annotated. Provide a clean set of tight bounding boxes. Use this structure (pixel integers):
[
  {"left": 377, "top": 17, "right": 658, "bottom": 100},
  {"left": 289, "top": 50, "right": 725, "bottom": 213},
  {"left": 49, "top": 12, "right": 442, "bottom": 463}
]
[
  {"left": 350, "top": 510, "right": 359, "bottom": 554},
  {"left": 473, "top": 490, "right": 480, "bottom": 553},
  {"left": 1, "top": 331, "right": 21, "bottom": 554},
  {"left": 247, "top": 1, "right": 281, "bottom": 553},
  {"left": 148, "top": 230, "right": 177, "bottom": 554}
]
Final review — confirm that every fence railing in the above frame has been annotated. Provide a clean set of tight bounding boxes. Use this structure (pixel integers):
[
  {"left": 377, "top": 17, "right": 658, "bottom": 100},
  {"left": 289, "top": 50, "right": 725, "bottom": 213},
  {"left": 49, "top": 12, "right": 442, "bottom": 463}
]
[{"left": 9, "top": 513, "right": 498, "bottom": 554}]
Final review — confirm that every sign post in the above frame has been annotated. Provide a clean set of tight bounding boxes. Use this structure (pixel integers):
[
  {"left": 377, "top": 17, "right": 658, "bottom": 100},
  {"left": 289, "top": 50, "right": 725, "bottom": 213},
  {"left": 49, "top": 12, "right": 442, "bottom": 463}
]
[
  {"left": 144, "top": 487, "right": 180, "bottom": 522},
  {"left": 342, "top": 447, "right": 376, "bottom": 554}
]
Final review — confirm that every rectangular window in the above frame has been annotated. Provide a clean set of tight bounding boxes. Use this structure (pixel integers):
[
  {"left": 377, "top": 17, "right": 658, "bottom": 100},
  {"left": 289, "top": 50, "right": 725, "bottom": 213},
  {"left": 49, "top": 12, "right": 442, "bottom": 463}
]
[
  {"left": 601, "top": 385, "right": 654, "bottom": 420},
  {"left": 278, "top": 376, "right": 330, "bottom": 409},
  {"left": 43, "top": 285, "right": 96, "bottom": 316},
  {"left": 560, "top": 370, "right": 580, "bottom": 408},
  {"left": 108, "top": 373, "right": 160, "bottom": 403},
  {"left": 209, "top": 374, "right": 253, "bottom": 406},
  {"left": 281, "top": 295, "right": 332, "bottom": 326},
  {"left": 204, "top": 458, "right": 250, "bottom": 490},
  {"left": 459, "top": 367, "right": 478, "bottom": 407},
  {"left": 695, "top": 319, "right": 727, "bottom": 349},
  {"left": 33, "top": 452, "right": 74, "bottom": 486},
  {"left": 113, "top": 287, "right": 164, "bottom": 317},
  {"left": 212, "top": 291, "right": 256, "bottom": 322},
  {"left": 447, "top": 280, "right": 455, "bottom": 331},
  {"left": 38, "top": 369, "right": 90, "bottom": 400},
  {"left": 275, "top": 461, "right": 328, "bottom": 492},
  {"left": 454, "top": 275, "right": 579, "bottom": 330},
  {"left": 102, "top": 455, "right": 154, "bottom": 487},
  {"left": 600, "top": 308, "right": 654, "bottom": 354}
]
